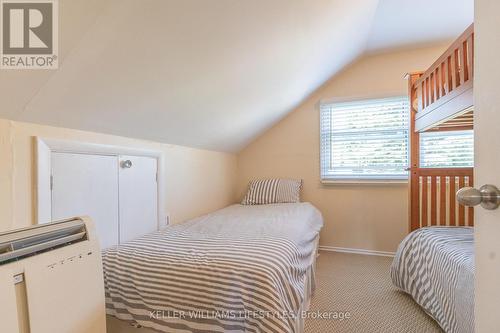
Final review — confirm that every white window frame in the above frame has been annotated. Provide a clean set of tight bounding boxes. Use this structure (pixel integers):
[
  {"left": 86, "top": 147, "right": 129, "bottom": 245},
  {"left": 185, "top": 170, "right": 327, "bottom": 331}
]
[
  {"left": 419, "top": 129, "right": 474, "bottom": 168},
  {"left": 319, "top": 96, "right": 410, "bottom": 184}
]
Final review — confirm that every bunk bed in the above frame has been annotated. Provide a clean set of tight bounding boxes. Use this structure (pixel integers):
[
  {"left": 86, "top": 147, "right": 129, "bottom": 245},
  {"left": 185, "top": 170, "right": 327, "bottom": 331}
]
[
  {"left": 392, "top": 24, "right": 475, "bottom": 333},
  {"left": 408, "top": 23, "right": 474, "bottom": 231}
]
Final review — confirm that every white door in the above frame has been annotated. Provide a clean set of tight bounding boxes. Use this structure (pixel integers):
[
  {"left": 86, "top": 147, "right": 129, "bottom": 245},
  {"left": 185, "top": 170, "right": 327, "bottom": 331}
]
[
  {"left": 51, "top": 153, "right": 119, "bottom": 249},
  {"left": 118, "top": 155, "right": 158, "bottom": 243},
  {"left": 474, "top": 1, "right": 500, "bottom": 331}
]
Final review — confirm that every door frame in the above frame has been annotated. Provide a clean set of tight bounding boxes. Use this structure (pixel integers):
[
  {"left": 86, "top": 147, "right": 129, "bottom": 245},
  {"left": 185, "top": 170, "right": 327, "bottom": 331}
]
[{"left": 34, "top": 137, "right": 166, "bottom": 231}]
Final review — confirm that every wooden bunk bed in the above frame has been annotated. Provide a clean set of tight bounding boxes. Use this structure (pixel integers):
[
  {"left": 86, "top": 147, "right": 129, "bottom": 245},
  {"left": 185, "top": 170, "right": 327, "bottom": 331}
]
[
  {"left": 392, "top": 26, "right": 476, "bottom": 332},
  {"left": 407, "top": 24, "right": 474, "bottom": 231}
]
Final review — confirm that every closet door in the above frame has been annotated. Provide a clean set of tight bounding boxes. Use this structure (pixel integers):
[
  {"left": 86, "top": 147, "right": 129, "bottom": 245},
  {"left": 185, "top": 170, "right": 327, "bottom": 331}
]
[
  {"left": 51, "top": 153, "right": 119, "bottom": 249},
  {"left": 118, "top": 155, "right": 158, "bottom": 243}
]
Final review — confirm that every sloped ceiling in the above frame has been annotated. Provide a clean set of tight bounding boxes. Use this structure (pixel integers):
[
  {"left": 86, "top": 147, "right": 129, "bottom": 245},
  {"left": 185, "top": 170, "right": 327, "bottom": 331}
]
[
  {"left": 367, "top": 0, "right": 474, "bottom": 52},
  {"left": 0, "top": 0, "right": 473, "bottom": 152}
]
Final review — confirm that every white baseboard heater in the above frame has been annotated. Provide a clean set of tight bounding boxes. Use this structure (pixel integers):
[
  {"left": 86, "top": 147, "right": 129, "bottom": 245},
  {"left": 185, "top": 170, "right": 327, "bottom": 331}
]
[{"left": 0, "top": 217, "right": 106, "bottom": 333}]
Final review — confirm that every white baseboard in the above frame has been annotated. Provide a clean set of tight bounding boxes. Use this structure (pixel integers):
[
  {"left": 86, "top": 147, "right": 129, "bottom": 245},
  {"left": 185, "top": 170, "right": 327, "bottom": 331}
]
[{"left": 319, "top": 245, "right": 395, "bottom": 258}]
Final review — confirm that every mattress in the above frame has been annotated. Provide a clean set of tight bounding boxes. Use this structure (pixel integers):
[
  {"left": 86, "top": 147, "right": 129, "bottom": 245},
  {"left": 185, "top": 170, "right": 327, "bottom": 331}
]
[
  {"left": 103, "top": 203, "right": 323, "bottom": 333},
  {"left": 391, "top": 227, "right": 474, "bottom": 333}
]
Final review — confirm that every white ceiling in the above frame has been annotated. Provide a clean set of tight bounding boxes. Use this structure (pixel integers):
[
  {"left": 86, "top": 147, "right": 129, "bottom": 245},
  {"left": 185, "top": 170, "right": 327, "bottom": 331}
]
[
  {"left": 367, "top": 0, "right": 474, "bottom": 52},
  {"left": 0, "top": 0, "right": 473, "bottom": 152}
]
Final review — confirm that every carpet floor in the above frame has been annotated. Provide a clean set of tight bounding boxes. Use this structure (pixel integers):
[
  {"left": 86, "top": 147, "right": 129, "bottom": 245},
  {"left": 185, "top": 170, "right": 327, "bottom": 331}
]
[{"left": 304, "top": 251, "right": 443, "bottom": 333}]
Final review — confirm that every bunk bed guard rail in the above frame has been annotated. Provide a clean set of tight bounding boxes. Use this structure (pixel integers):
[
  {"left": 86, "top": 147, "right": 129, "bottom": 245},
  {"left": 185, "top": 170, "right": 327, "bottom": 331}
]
[{"left": 414, "top": 24, "right": 474, "bottom": 132}]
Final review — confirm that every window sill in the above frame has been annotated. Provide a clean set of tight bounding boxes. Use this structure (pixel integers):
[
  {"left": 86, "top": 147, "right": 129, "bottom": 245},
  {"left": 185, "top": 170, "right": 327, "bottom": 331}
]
[{"left": 321, "top": 179, "right": 409, "bottom": 186}]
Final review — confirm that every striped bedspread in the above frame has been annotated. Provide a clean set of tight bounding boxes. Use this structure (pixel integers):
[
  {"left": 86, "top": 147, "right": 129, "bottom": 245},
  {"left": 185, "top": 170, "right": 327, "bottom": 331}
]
[
  {"left": 103, "top": 203, "right": 323, "bottom": 333},
  {"left": 391, "top": 227, "right": 474, "bottom": 333}
]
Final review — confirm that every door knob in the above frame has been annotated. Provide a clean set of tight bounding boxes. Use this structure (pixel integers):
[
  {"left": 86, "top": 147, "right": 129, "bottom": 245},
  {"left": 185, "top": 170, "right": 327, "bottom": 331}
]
[
  {"left": 456, "top": 184, "right": 500, "bottom": 210},
  {"left": 120, "top": 160, "right": 132, "bottom": 168}
]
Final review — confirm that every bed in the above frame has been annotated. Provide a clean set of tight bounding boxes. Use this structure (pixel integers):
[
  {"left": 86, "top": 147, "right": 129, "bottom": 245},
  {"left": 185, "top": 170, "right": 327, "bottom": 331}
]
[
  {"left": 391, "top": 227, "right": 474, "bottom": 333},
  {"left": 407, "top": 23, "right": 474, "bottom": 232},
  {"left": 397, "top": 23, "right": 476, "bottom": 333},
  {"left": 103, "top": 202, "right": 323, "bottom": 333}
]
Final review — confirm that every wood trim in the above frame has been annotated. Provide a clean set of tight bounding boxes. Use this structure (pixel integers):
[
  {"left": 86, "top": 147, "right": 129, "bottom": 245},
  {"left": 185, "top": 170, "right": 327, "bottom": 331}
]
[
  {"left": 415, "top": 24, "right": 474, "bottom": 87},
  {"left": 440, "top": 176, "right": 446, "bottom": 226},
  {"left": 417, "top": 168, "right": 473, "bottom": 176},
  {"left": 408, "top": 73, "right": 422, "bottom": 232},
  {"left": 449, "top": 177, "right": 456, "bottom": 226},
  {"left": 430, "top": 177, "right": 437, "bottom": 226},
  {"left": 413, "top": 24, "right": 474, "bottom": 132},
  {"left": 411, "top": 172, "right": 474, "bottom": 231},
  {"left": 468, "top": 173, "right": 474, "bottom": 226},
  {"left": 468, "top": 207, "right": 474, "bottom": 226},
  {"left": 422, "top": 177, "right": 428, "bottom": 227},
  {"left": 458, "top": 176, "right": 466, "bottom": 226}
]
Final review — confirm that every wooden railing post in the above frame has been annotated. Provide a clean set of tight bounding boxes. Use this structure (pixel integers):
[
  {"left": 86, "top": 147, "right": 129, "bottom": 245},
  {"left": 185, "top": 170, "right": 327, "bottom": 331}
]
[{"left": 407, "top": 72, "right": 423, "bottom": 232}]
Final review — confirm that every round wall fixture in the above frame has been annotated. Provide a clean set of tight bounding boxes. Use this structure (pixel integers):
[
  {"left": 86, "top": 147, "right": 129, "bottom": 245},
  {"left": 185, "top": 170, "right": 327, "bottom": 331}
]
[{"left": 120, "top": 160, "right": 132, "bottom": 168}]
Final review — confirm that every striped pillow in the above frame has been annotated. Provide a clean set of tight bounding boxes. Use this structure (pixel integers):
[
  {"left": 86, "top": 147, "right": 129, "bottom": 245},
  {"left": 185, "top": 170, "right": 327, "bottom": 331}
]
[{"left": 241, "top": 178, "right": 302, "bottom": 205}]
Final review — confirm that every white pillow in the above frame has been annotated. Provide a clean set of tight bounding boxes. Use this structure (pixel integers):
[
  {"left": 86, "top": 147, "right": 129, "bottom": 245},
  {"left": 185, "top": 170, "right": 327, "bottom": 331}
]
[{"left": 241, "top": 178, "right": 302, "bottom": 205}]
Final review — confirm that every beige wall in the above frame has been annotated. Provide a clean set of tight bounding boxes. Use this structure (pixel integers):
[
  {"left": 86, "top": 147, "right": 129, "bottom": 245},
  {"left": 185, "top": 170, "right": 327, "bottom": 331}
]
[
  {"left": 0, "top": 44, "right": 454, "bottom": 253},
  {"left": 0, "top": 119, "right": 238, "bottom": 232},
  {"left": 237, "top": 45, "right": 449, "bottom": 252}
]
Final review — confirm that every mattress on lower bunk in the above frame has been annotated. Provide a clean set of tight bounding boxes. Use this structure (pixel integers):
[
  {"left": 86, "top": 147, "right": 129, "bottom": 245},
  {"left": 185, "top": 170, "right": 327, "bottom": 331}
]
[
  {"left": 391, "top": 227, "right": 474, "bottom": 333},
  {"left": 103, "top": 203, "right": 323, "bottom": 333}
]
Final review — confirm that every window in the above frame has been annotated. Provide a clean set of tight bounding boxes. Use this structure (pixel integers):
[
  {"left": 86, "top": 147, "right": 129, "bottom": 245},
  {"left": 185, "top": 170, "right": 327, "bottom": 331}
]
[
  {"left": 320, "top": 97, "right": 409, "bottom": 181},
  {"left": 420, "top": 130, "right": 474, "bottom": 168}
]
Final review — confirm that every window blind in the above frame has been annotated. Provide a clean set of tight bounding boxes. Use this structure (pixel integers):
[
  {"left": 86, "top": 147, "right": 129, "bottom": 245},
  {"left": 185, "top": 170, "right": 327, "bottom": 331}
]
[
  {"left": 320, "top": 97, "right": 409, "bottom": 181},
  {"left": 420, "top": 130, "right": 474, "bottom": 168}
]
